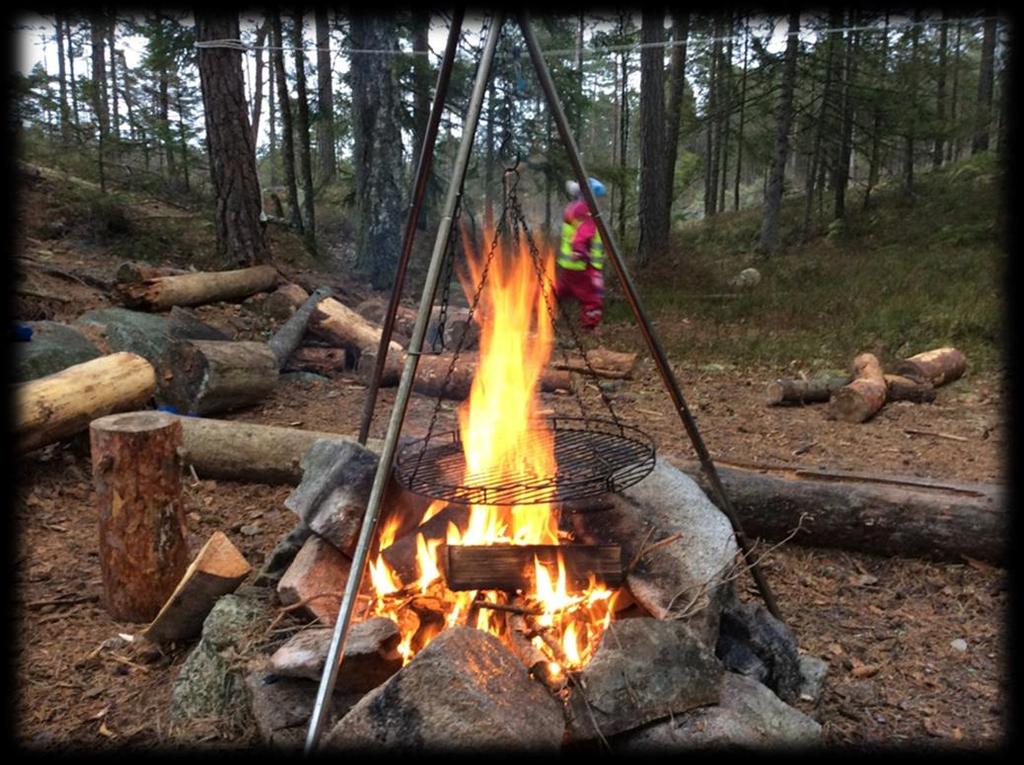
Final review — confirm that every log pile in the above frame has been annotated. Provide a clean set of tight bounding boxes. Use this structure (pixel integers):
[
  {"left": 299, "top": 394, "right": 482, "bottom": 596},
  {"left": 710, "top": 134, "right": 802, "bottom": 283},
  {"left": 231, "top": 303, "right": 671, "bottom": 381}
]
[{"left": 766, "top": 347, "right": 965, "bottom": 423}]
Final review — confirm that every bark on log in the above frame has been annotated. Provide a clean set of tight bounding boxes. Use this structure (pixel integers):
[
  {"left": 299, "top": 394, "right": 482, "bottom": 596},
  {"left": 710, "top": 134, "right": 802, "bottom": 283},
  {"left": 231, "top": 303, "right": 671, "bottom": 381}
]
[
  {"left": 355, "top": 297, "right": 419, "bottom": 340},
  {"left": 169, "top": 415, "right": 381, "bottom": 484},
  {"left": 141, "top": 530, "right": 251, "bottom": 644},
  {"left": 90, "top": 411, "right": 190, "bottom": 622},
  {"left": 116, "top": 264, "right": 280, "bottom": 311},
  {"left": 115, "top": 261, "right": 189, "bottom": 284},
  {"left": 552, "top": 348, "right": 639, "bottom": 379},
  {"left": 828, "top": 353, "right": 887, "bottom": 423},
  {"left": 893, "top": 347, "right": 967, "bottom": 387},
  {"left": 156, "top": 339, "right": 278, "bottom": 415},
  {"left": 286, "top": 346, "right": 349, "bottom": 376},
  {"left": 884, "top": 374, "right": 936, "bottom": 403},
  {"left": 443, "top": 544, "right": 624, "bottom": 591},
  {"left": 674, "top": 458, "right": 1006, "bottom": 565},
  {"left": 310, "top": 296, "right": 404, "bottom": 358},
  {"left": 357, "top": 350, "right": 572, "bottom": 399},
  {"left": 268, "top": 287, "right": 332, "bottom": 367},
  {"left": 15, "top": 352, "right": 157, "bottom": 454}
]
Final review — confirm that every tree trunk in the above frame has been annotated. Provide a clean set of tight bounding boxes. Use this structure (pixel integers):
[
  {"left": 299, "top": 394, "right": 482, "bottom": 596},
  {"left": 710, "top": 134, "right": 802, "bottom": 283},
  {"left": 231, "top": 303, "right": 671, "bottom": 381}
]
[
  {"left": 717, "top": 18, "right": 733, "bottom": 214},
  {"left": 291, "top": 9, "right": 316, "bottom": 248},
  {"left": 663, "top": 13, "right": 689, "bottom": 220},
  {"left": 271, "top": 11, "right": 303, "bottom": 232},
  {"left": 107, "top": 15, "right": 120, "bottom": 152},
  {"left": 948, "top": 20, "right": 962, "bottom": 162},
  {"left": 90, "top": 411, "right": 189, "bottom": 622},
  {"left": 90, "top": 15, "right": 108, "bottom": 192},
  {"left": 804, "top": 12, "right": 838, "bottom": 237},
  {"left": 616, "top": 12, "right": 630, "bottom": 244},
  {"left": 933, "top": 14, "right": 948, "bottom": 168},
  {"left": 250, "top": 21, "right": 267, "bottom": 150},
  {"left": 156, "top": 339, "right": 279, "bottom": 416},
  {"left": 116, "top": 264, "right": 279, "bottom": 310},
  {"left": 67, "top": 16, "right": 82, "bottom": 138},
  {"left": 704, "top": 18, "right": 720, "bottom": 218},
  {"left": 55, "top": 13, "right": 71, "bottom": 144},
  {"left": 758, "top": 12, "right": 800, "bottom": 255},
  {"left": 314, "top": 8, "right": 337, "bottom": 185},
  {"left": 196, "top": 11, "right": 270, "bottom": 266},
  {"left": 733, "top": 17, "right": 749, "bottom": 211},
  {"left": 267, "top": 32, "right": 279, "bottom": 186},
  {"left": 828, "top": 352, "right": 887, "bottom": 423},
  {"left": 141, "top": 530, "right": 251, "bottom": 644},
  {"left": 350, "top": 16, "right": 405, "bottom": 290},
  {"left": 972, "top": 15, "right": 997, "bottom": 154},
  {"left": 833, "top": 12, "right": 858, "bottom": 220},
  {"left": 904, "top": 12, "right": 921, "bottom": 195},
  {"left": 676, "top": 459, "right": 1006, "bottom": 565},
  {"left": 174, "top": 81, "right": 190, "bottom": 191},
  {"left": 158, "top": 66, "right": 175, "bottom": 175},
  {"left": 15, "top": 352, "right": 157, "bottom": 454},
  {"left": 863, "top": 13, "right": 889, "bottom": 210},
  {"left": 638, "top": 9, "right": 667, "bottom": 266},
  {"left": 410, "top": 10, "right": 431, "bottom": 198}
]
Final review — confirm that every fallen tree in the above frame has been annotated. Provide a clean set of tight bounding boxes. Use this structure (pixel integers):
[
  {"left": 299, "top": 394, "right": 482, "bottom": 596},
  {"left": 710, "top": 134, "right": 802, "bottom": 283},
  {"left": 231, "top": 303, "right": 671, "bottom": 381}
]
[
  {"left": 156, "top": 339, "right": 279, "bottom": 415},
  {"left": 116, "top": 264, "right": 280, "bottom": 311},
  {"left": 675, "top": 458, "right": 1006, "bottom": 565},
  {"left": 15, "top": 352, "right": 157, "bottom": 454},
  {"left": 268, "top": 287, "right": 332, "bottom": 367}
]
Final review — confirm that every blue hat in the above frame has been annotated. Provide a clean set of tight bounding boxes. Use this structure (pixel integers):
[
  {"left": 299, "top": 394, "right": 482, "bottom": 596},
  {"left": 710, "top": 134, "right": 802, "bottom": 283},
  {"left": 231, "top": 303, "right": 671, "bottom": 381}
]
[{"left": 588, "top": 177, "right": 606, "bottom": 197}]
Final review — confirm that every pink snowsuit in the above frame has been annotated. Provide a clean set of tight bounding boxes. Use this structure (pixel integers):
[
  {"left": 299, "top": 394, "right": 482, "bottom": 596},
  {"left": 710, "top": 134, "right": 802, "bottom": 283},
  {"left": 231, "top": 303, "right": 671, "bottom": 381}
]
[{"left": 556, "top": 199, "right": 605, "bottom": 329}]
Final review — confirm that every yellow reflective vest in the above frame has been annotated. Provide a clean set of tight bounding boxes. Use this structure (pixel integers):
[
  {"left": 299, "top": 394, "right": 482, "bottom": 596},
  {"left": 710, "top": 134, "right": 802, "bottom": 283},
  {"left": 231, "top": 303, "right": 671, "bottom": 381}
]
[{"left": 559, "top": 213, "right": 604, "bottom": 271}]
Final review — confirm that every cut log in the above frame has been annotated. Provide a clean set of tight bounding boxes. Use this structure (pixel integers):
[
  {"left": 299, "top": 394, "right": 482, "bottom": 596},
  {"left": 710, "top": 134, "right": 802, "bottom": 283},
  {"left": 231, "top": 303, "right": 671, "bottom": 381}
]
[
  {"left": 116, "top": 264, "right": 280, "bottom": 311},
  {"left": 15, "top": 352, "right": 157, "bottom": 454},
  {"left": 310, "top": 296, "right": 404, "bottom": 359},
  {"left": 355, "top": 298, "right": 419, "bottom": 341},
  {"left": 141, "top": 530, "right": 251, "bottom": 644},
  {"left": 156, "top": 339, "right": 278, "bottom": 415},
  {"left": 89, "top": 411, "right": 190, "bottom": 622},
  {"left": 261, "top": 283, "right": 311, "bottom": 319},
  {"left": 115, "top": 261, "right": 189, "bottom": 284},
  {"left": 443, "top": 544, "right": 623, "bottom": 591},
  {"left": 893, "top": 347, "right": 967, "bottom": 387},
  {"left": 381, "top": 504, "right": 471, "bottom": 585},
  {"left": 286, "top": 347, "right": 349, "bottom": 376},
  {"left": 674, "top": 458, "right": 1007, "bottom": 565},
  {"left": 828, "top": 353, "right": 887, "bottom": 423},
  {"left": 766, "top": 376, "right": 851, "bottom": 406},
  {"left": 357, "top": 350, "right": 572, "bottom": 399},
  {"left": 552, "top": 348, "right": 639, "bottom": 379},
  {"left": 884, "top": 374, "right": 936, "bottom": 404},
  {"left": 169, "top": 416, "right": 380, "bottom": 484},
  {"left": 268, "top": 287, "right": 332, "bottom": 368}
]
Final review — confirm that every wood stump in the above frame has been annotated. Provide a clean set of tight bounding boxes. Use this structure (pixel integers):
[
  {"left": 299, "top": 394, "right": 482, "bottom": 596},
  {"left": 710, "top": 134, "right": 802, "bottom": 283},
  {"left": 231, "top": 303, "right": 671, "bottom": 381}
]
[{"left": 90, "top": 411, "right": 190, "bottom": 622}]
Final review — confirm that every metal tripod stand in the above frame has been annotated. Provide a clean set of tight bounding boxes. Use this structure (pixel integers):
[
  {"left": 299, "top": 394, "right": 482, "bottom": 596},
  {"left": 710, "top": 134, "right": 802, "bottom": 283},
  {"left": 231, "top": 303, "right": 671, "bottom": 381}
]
[{"left": 305, "top": 11, "right": 782, "bottom": 753}]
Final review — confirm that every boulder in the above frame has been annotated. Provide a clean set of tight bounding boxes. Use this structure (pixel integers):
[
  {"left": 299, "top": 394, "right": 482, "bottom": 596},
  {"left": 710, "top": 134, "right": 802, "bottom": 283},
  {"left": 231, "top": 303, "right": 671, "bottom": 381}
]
[
  {"left": 245, "top": 669, "right": 363, "bottom": 750},
  {"left": 566, "top": 617, "right": 723, "bottom": 741},
  {"left": 14, "top": 321, "right": 102, "bottom": 382},
  {"left": 270, "top": 617, "right": 402, "bottom": 693},
  {"left": 615, "top": 671, "right": 823, "bottom": 750},
  {"left": 276, "top": 535, "right": 352, "bottom": 626},
  {"left": 571, "top": 458, "right": 739, "bottom": 647},
  {"left": 76, "top": 306, "right": 228, "bottom": 368},
  {"left": 324, "top": 626, "right": 565, "bottom": 751}
]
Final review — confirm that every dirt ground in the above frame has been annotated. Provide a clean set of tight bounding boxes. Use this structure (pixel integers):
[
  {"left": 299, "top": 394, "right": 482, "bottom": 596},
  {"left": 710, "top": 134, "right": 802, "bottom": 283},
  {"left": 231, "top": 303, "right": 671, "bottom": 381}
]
[{"left": 10, "top": 173, "right": 1010, "bottom": 752}]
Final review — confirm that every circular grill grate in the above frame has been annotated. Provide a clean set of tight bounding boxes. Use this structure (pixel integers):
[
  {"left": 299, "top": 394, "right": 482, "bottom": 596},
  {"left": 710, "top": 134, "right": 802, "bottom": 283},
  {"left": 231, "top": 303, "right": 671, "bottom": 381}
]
[{"left": 395, "top": 417, "right": 656, "bottom": 506}]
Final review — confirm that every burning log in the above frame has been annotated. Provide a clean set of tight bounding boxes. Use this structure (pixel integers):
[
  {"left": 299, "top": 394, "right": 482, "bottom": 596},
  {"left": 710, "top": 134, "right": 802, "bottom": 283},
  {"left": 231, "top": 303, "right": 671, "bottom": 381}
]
[
  {"left": 893, "top": 347, "right": 967, "bottom": 387},
  {"left": 443, "top": 544, "right": 623, "bottom": 592},
  {"left": 141, "top": 530, "right": 252, "bottom": 644},
  {"left": 380, "top": 504, "right": 470, "bottom": 584},
  {"left": 89, "top": 411, "right": 190, "bottom": 622},
  {"left": 828, "top": 353, "right": 887, "bottom": 423},
  {"left": 267, "top": 287, "right": 332, "bottom": 368},
  {"left": 551, "top": 348, "right": 639, "bottom": 379},
  {"left": 15, "top": 352, "right": 157, "bottom": 454},
  {"left": 156, "top": 339, "right": 279, "bottom": 416},
  {"left": 116, "top": 264, "right": 280, "bottom": 311},
  {"left": 507, "top": 612, "right": 563, "bottom": 692}
]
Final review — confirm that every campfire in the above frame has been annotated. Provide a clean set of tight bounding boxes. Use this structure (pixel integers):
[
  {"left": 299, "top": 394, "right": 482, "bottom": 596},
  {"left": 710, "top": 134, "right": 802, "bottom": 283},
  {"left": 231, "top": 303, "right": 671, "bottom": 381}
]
[{"left": 360, "top": 229, "right": 620, "bottom": 683}]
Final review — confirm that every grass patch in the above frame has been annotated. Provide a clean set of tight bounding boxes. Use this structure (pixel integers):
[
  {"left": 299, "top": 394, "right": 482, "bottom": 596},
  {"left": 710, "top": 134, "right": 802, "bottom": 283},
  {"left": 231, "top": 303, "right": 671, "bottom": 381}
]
[{"left": 609, "top": 155, "right": 1006, "bottom": 375}]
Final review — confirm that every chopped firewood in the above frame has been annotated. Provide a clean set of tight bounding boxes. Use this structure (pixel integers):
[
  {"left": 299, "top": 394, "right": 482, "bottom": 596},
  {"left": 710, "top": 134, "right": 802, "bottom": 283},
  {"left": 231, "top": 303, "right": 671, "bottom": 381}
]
[
  {"left": 90, "top": 411, "right": 189, "bottom": 622},
  {"left": 15, "top": 352, "right": 157, "bottom": 454},
  {"left": 893, "top": 347, "right": 967, "bottom": 387},
  {"left": 115, "top": 264, "right": 279, "bottom": 311},
  {"left": 141, "top": 531, "right": 251, "bottom": 645},
  {"left": 443, "top": 544, "right": 623, "bottom": 592},
  {"left": 828, "top": 353, "right": 887, "bottom": 423}
]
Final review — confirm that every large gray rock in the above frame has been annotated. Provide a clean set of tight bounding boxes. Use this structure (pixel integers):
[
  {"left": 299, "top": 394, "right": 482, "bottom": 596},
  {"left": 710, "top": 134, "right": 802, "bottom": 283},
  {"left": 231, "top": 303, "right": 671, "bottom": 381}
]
[
  {"left": 270, "top": 617, "right": 402, "bottom": 693},
  {"left": 14, "top": 321, "right": 102, "bottom": 382},
  {"left": 284, "top": 438, "right": 379, "bottom": 554},
  {"left": 76, "top": 306, "right": 227, "bottom": 368},
  {"left": 616, "top": 671, "right": 823, "bottom": 750},
  {"left": 245, "top": 669, "right": 364, "bottom": 750},
  {"left": 572, "top": 458, "right": 738, "bottom": 646},
  {"left": 323, "top": 626, "right": 565, "bottom": 751},
  {"left": 716, "top": 586, "right": 803, "bottom": 703},
  {"left": 169, "top": 591, "right": 270, "bottom": 725},
  {"left": 566, "top": 617, "right": 723, "bottom": 741}
]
